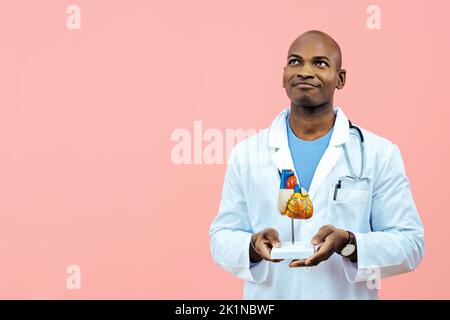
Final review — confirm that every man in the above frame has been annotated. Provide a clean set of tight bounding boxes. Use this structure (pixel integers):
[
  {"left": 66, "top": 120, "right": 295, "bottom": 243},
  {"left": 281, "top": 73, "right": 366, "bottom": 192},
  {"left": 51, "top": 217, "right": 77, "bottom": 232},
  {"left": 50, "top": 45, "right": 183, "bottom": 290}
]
[{"left": 209, "top": 30, "right": 424, "bottom": 299}]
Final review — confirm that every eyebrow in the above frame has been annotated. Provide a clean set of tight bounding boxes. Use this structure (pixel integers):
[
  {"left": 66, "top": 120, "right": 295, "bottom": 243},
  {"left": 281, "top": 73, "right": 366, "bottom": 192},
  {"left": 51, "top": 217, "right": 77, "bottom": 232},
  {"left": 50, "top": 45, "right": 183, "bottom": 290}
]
[{"left": 287, "top": 54, "right": 332, "bottom": 63}]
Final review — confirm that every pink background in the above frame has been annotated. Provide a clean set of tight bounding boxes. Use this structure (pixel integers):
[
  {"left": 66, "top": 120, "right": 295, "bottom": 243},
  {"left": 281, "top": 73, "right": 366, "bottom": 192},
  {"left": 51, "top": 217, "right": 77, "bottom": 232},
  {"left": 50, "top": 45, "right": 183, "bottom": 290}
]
[{"left": 0, "top": 0, "right": 448, "bottom": 299}]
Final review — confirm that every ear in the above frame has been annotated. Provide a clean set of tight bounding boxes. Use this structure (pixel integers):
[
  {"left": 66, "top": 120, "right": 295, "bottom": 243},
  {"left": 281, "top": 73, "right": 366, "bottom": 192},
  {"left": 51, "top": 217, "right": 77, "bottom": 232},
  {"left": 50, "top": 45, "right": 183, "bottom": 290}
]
[
  {"left": 336, "top": 69, "right": 346, "bottom": 89},
  {"left": 282, "top": 67, "right": 286, "bottom": 88}
]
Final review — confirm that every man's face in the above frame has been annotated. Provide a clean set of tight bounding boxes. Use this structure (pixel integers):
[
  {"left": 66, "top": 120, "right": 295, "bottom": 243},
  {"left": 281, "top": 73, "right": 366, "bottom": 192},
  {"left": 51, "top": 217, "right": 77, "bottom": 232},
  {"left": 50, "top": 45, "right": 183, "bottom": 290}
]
[{"left": 282, "top": 33, "right": 345, "bottom": 108}]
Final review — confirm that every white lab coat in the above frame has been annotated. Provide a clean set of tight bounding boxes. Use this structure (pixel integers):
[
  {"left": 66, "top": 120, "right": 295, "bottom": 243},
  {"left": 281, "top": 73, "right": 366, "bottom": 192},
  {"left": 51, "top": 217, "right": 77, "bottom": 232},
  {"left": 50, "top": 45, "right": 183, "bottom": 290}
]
[{"left": 209, "top": 107, "right": 424, "bottom": 299}]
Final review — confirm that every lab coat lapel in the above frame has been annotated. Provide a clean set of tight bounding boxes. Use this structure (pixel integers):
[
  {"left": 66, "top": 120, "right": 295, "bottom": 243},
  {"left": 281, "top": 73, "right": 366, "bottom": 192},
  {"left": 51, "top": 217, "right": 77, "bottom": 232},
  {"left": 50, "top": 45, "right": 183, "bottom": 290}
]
[
  {"left": 268, "top": 108, "right": 296, "bottom": 178},
  {"left": 307, "top": 141, "right": 342, "bottom": 200},
  {"left": 308, "top": 107, "right": 350, "bottom": 200},
  {"left": 271, "top": 147, "right": 295, "bottom": 176}
]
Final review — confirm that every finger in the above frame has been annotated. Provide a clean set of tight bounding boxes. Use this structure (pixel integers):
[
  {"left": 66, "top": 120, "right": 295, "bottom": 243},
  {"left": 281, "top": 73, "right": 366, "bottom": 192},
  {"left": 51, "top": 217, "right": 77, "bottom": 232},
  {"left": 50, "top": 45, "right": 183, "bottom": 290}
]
[
  {"left": 311, "top": 225, "right": 334, "bottom": 246},
  {"left": 258, "top": 237, "right": 285, "bottom": 262},
  {"left": 258, "top": 241, "right": 284, "bottom": 262},
  {"left": 314, "top": 243, "right": 322, "bottom": 254},
  {"left": 261, "top": 239, "right": 285, "bottom": 262},
  {"left": 257, "top": 239, "right": 273, "bottom": 260},
  {"left": 289, "top": 259, "right": 307, "bottom": 268},
  {"left": 304, "top": 239, "right": 335, "bottom": 266},
  {"left": 263, "top": 228, "right": 281, "bottom": 248}
]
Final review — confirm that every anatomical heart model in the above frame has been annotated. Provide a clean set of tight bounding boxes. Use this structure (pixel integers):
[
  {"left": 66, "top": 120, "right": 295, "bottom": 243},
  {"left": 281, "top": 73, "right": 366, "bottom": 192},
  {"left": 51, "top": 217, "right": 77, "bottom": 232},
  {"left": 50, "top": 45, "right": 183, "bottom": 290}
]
[
  {"left": 271, "top": 169, "right": 315, "bottom": 259},
  {"left": 277, "top": 169, "right": 313, "bottom": 219}
]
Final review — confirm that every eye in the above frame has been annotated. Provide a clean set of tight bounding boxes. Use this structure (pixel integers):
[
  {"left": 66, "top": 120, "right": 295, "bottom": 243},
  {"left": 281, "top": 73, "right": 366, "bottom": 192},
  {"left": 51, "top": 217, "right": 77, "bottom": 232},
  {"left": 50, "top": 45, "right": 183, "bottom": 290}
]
[
  {"left": 316, "top": 61, "right": 329, "bottom": 67},
  {"left": 288, "top": 58, "right": 300, "bottom": 65}
]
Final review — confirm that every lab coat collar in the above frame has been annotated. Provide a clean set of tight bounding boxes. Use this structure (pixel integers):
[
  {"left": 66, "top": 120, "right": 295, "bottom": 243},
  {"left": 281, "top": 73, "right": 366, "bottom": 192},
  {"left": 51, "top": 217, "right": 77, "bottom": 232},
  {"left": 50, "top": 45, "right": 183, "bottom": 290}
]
[
  {"left": 268, "top": 106, "right": 349, "bottom": 200},
  {"left": 268, "top": 106, "right": 350, "bottom": 149}
]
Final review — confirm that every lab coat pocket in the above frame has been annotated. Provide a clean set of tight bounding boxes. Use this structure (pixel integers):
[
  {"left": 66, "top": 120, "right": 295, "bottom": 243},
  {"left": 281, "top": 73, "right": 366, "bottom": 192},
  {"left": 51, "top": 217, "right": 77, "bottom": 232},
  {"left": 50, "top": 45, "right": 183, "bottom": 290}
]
[
  {"left": 328, "top": 188, "right": 371, "bottom": 230},
  {"left": 333, "top": 189, "right": 369, "bottom": 203}
]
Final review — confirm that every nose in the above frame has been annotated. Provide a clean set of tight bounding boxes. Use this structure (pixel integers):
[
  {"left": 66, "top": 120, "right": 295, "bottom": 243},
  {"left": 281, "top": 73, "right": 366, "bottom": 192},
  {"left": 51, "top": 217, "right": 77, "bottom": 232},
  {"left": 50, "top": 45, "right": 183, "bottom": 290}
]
[{"left": 296, "top": 63, "right": 314, "bottom": 79}]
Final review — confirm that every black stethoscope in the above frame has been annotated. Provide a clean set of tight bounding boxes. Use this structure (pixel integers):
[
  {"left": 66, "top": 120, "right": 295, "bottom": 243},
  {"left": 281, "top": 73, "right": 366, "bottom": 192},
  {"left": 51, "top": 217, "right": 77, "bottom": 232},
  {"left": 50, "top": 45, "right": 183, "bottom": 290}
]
[
  {"left": 333, "top": 120, "right": 368, "bottom": 200},
  {"left": 345, "top": 119, "right": 366, "bottom": 180}
]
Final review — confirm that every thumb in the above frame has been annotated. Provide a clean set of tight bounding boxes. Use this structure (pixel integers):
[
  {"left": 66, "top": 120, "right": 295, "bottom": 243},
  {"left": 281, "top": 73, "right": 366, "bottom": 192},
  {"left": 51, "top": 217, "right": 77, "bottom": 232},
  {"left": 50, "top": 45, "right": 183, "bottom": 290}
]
[
  {"left": 264, "top": 228, "right": 281, "bottom": 248},
  {"left": 311, "top": 225, "right": 334, "bottom": 246}
]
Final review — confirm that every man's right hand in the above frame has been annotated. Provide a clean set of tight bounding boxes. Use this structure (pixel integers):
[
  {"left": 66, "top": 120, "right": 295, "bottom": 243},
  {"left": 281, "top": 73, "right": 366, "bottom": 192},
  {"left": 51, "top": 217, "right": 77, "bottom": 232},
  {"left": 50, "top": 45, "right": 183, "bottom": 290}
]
[{"left": 249, "top": 228, "right": 283, "bottom": 263}]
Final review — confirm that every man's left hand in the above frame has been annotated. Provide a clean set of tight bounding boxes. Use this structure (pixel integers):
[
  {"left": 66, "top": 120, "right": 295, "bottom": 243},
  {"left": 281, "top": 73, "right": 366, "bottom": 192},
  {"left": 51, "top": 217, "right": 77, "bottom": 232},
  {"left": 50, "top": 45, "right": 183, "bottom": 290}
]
[{"left": 289, "top": 224, "right": 349, "bottom": 268}]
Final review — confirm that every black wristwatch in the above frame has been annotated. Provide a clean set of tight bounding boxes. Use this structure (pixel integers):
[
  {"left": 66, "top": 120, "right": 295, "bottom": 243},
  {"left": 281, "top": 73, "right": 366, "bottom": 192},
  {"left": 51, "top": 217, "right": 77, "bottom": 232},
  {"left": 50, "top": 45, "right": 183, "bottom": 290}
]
[{"left": 338, "top": 231, "right": 356, "bottom": 257}]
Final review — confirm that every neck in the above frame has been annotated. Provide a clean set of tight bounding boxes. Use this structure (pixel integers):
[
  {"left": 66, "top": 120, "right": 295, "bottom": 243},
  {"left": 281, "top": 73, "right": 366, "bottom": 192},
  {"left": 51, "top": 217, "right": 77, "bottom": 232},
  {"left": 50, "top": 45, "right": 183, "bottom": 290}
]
[{"left": 289, "top": 102, "right": 336, "bottom": 141}]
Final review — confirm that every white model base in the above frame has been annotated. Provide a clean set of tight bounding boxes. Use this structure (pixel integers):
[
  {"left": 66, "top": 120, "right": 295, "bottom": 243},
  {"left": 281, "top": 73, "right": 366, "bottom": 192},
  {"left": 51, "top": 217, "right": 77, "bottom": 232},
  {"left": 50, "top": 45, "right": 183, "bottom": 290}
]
[{"left": 271, "top": 241, "right": 315, "bottom": 260}]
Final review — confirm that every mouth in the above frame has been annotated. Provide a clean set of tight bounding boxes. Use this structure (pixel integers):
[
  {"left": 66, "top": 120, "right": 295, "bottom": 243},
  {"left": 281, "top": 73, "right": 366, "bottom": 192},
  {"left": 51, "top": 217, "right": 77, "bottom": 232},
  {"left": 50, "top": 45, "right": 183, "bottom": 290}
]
[{"left": 292, "top": 82, "right": 319, "bottom": 89}]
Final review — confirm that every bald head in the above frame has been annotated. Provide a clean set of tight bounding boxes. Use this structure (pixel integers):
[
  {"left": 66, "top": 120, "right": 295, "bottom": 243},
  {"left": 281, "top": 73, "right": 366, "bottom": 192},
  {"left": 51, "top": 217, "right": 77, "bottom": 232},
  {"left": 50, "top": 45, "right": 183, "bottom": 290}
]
[
  {"left": 282, "top": 30, "right": 347, "bottom": 109},
  {"left": 288, "top": 30, "right": 342, "bottom": 70}
]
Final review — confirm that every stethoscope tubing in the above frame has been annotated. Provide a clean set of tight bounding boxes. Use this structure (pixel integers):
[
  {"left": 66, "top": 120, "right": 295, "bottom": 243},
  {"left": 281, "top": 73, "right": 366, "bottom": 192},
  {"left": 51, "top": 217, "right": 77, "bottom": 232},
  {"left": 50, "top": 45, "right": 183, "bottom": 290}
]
[{"left": 345, "top": 120, "right": 366, "bottom": 180}]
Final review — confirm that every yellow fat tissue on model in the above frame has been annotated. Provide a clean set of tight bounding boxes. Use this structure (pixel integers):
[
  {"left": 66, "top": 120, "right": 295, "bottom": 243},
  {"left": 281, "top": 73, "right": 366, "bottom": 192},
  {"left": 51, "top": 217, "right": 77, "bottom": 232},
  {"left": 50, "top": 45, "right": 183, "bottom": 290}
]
[{"left": 277, "top": 169, "right": 313, "bottom": 219}]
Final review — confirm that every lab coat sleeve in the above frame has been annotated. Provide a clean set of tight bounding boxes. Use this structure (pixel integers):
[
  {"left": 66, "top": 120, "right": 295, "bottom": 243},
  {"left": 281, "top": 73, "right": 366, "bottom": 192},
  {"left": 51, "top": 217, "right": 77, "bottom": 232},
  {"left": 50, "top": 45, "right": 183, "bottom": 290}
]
[
  {"left": 209, "top": 147, "right": 269, "bottom": 283},
  {"left": 343, "top": 144, "right": 425, "bottom": 283}
]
